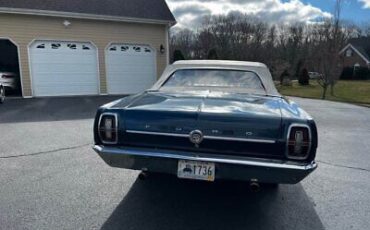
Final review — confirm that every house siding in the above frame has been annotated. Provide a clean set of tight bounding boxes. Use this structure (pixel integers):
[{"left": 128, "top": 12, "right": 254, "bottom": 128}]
[
  {"left": 0, "top": 13, "right": 168, "bottom": 97},
  {"left": 340, "top": 48, "right": 369, "bottom": 69}
]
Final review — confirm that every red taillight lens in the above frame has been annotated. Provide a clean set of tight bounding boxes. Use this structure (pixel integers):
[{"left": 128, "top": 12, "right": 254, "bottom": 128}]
[
  {"left": 98, "top": 114, "right": 118, "bottom": 144},
  {"left": 287, "top": 126, "right": 311, "bottom": 159}
]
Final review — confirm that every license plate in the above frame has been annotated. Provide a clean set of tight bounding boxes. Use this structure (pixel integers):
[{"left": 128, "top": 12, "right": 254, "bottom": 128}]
[{"left": 177, "top": 160, "right": 215, "bottom": 181}]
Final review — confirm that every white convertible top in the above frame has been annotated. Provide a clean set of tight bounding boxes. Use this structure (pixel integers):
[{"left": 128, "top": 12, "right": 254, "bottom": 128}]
[{"left": 150, "top": 60, "right": 281, "bottom": 96}]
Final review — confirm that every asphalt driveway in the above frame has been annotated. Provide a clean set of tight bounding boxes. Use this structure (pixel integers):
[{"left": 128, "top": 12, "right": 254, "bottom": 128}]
[{"left": 0, "top": 96, "right": 369, "bottom": 230}]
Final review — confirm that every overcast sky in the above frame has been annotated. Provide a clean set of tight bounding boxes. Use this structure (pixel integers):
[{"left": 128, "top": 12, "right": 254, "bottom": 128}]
[{"left": 165, "top": 0, "right": 370, "bottom": 29}]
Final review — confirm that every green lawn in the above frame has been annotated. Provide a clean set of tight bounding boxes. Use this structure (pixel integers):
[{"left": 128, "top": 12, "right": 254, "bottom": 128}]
[{"left": 277, "top": 80, "right": 370, "bottom": 106}]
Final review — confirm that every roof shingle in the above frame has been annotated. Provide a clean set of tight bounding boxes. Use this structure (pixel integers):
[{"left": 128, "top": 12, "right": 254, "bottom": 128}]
[{"left": 0, "top": 0, "right": 175, "bottom": 23}]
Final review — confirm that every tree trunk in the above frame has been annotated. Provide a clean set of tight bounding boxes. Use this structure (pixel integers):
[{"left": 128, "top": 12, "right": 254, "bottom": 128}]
[
  {"left": 330, "top": 83, "right": 335, "bottom": 96},
  {"left": 322, "top": 85, "right": 328, "bottom": 99}
]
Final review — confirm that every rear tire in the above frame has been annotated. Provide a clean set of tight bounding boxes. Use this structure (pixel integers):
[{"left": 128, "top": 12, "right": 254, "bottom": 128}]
[
  {"left": 138, "top": 171, "right": 148, "bottom": 180},
  {"left": 0, "top": 86, "right": 5, "bottom": 104}
]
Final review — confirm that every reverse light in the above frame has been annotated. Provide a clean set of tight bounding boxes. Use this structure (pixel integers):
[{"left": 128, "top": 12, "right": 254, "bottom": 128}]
[
  {"left": 98, "top": 113, "right": 118, "bottom": 144},
  {"left": 286, "top": 124, "right": 311, "bottom": 160}
]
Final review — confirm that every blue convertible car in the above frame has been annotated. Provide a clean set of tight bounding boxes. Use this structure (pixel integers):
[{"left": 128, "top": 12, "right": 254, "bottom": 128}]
[{"left": 93, "top": 60, "right": 317, "bottom": 186}]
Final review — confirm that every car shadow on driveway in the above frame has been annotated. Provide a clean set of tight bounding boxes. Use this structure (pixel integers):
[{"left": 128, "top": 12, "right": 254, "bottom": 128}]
[
  {"left": 101, "top": 174, "right": 324, "bottom": 230},
  {"left": 0, "top": 96, "right": 125, "bottom": 123}
]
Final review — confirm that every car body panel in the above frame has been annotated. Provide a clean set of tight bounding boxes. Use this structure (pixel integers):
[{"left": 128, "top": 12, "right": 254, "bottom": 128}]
[
  {"left": 93, "top": 60, "right": 318, "bottom": 184},
  {"left": 93, "top": 145, "right": 317, "bottom": 184},
  {"left": 122, "top": 91, "right": 282, "bottom": 140},
  {"left": 0, "top": 72, "right": 18, "bottom": 90}
]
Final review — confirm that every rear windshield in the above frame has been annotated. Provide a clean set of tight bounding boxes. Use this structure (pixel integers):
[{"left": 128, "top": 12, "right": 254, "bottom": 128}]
[{"left": 162, "top": 69, "right": 265, "bottom": 91}]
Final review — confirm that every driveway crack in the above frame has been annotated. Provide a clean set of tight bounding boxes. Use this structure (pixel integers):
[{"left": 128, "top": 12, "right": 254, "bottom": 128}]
[
  {"left": 317, "top": 160, "right": 370, "bottom": 173},
  {"left": 0, "top": 143, "right": 92, "bottom": 159}
]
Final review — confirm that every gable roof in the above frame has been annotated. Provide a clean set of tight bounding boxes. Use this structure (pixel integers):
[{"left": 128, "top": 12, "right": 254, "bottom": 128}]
[
  {"left": 340, "top": 37, "right": 370, "bottom": 63},
  {"left": 0, "top": 0, "right": 176, "bottom": 25}
]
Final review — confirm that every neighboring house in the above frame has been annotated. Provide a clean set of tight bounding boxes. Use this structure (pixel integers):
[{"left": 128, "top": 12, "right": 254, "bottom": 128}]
[
  {"left": 0, "top": 0, "right": 176, "bottom": 97},
  {"left": 339, "top": 37, "right": 370, "bottom": 70}
]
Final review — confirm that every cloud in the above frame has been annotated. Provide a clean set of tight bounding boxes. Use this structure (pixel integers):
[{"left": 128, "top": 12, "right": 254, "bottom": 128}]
[
  {"left": 166, "top": 0, "right": 332, "bottom": 28},
  {"left": 359, "top": 0, "right": 370, "bottom": 8}
]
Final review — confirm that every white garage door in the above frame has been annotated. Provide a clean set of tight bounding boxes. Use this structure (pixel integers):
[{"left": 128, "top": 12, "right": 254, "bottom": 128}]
[
  {"left": 106, "top": 44, "right": 156, "bottom": 94},
  {"left": 30, "top": 41, "right": 99, "bottom": 96}
]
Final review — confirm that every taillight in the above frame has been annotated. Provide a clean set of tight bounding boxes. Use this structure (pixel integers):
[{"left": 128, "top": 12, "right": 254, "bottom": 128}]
[
  {"left": 286, "top": 124, "right": 311, "bottom": 160},
  {"left": 98, "top": 113, "right": 118, "bottom": 144}
]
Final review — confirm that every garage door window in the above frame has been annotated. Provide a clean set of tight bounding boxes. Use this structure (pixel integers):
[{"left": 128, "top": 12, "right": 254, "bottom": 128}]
[
  {"left": 68, "top": 44, "right": 77, "bottom": 50},
  {"left": 133, "top": 47, "right": 141, "bottom": 52},
  {"left": 51, "top": 43, "right": 61, "bottom": 49},
  {"left": 36, "top": 44, "right": 45, "bottom": 49}
]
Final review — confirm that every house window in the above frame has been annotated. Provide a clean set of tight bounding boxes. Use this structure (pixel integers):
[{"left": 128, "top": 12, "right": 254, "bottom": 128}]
[{"left": 346, "top": 48, "right": 353, "bottom": 57}]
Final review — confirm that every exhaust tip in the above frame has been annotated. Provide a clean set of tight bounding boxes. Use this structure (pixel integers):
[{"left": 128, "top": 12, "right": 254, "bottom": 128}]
[
  {"left": 138, "top": 171, "right": 148, "bottom": 180},
  {"left": 250, "top": 182, "right": 261, "bottom": 192}
]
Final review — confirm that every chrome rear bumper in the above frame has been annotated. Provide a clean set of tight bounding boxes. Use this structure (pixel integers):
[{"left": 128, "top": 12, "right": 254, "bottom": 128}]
[{"left": 93, "top": 145, "right": 317, "bottom": 184}]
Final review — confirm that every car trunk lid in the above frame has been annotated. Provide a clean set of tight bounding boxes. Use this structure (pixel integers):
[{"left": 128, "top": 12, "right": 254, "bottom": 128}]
[
  {"left": 199, "top": 92, "right": 282, "bottom": 141},
  {"left": 121, "top": 91, "right": 284, "bottom": 158}
]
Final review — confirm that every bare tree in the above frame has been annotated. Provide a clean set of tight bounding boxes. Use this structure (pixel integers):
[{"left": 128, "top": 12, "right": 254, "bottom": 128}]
[
  {"left": 365, "top": 24, "right": 370, "bottom": 37},
  {"left": 170, "top": 9, "right": 360, "bottom": 94},
  {"left": 264, "top": 25, "right": 277, "bottom": 68},
  {"left": 170, "top": 29, "right": 195, "bottom": 61},
  {"left": 315, "top": 0, "right": 344, "bottom": 99},
  {"left": 288, "top": 24, "right": 305, "bottom": 79}
]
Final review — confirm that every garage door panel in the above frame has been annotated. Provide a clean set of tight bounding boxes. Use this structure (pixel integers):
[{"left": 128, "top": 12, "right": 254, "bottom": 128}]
[
  {"left": 34, "top": 86, "right": 98, "bottom": 96},
  {"left": 35, "top": 86, "right": 98, "bottom": 97},
  {"left": 106, "top": 44, "right": 156, "bottom": 95},
  {"left": 108, "top": 55, "right": 154, "bottom": 61},
  {"left": 34, "top": 74, "right": 98, "bottom": 83},
  {"left": 35, "top": 83, "right": 98, "bottom": 90},
  {"left": 30, "top": 41, "right": 99, "bottom": 96},
  {"left": 107, "top": 68, "right": 155, "bottom": 74},
  {"left": 106, "top": 61, "right": 154, "bottom": 71},
  {"left": 32, "top": 58, "right": 97, "bottom": 65},
  {"left": 32, "top": 65, "right": 97, "bottom": 74},
  {"left": 108, "top": 78, "right": 153, "bottom": 85},
  {"left": 31, "top": 55, "right": 96, "bottom": 65}
]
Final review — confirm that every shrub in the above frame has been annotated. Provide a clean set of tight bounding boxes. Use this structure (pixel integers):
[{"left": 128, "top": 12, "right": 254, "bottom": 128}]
[
  {"left": 207, "top": 49, "right": 218, "bottom": 60},
  {"left": 340, "top": 67, "right": 370, "bottom": 80},
  {"left": 280, "top": 69, "right": 290, "bottom": 85},
  {"left": 298, "top": 68, "right": 310, "bottom": 85},
  {"left": 354, "top": 67, "right": 370, "bottom": 80},
  {"left": 340, "top": 67, "right": 354, "bottom": 80}
]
